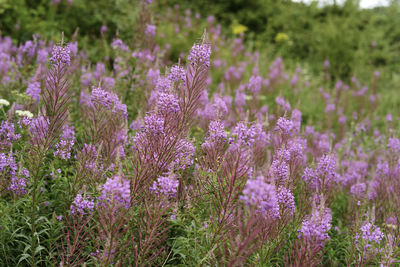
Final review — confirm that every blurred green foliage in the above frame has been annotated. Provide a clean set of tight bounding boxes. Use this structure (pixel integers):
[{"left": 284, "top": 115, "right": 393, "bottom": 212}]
[
  {"left": 0, "top": 0, "right": 399, "bottom": 80},
  {"left": 0, "top": 0, "right": 140, "bottom": 43},
  {"left": 165, "top": 0, "right": 400, "bottom": 79}
]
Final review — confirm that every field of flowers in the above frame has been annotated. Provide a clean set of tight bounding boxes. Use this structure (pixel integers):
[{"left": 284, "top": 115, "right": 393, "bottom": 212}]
[{"left": 0, "top": 1, "right": 399, "bottom": 266}]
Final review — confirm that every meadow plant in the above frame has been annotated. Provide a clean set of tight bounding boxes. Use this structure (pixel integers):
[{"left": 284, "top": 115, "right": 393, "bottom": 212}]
[{"left": 0, "top": 5, "right": 399, "bottom": 266}]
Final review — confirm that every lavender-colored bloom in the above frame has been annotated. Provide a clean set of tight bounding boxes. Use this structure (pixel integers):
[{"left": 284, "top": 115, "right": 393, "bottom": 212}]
[
  {"left": 275, "top": 97, "right": 291, "bottom": 111},
  {"left": 100, "top": 25, "right": 107, "bottom": 35},
  {"left": 291, "top": 74, "right": 299, "bottom": 88},
  {"left": 387, "top": 138, "right": 400, "bottom": 153},
  {"left": 36, "top": 48, "right": 49, "bottom": 64},
  {"left": 277, "top": 186, "right": 296, "bottom": 215},
  {"left": 355, "top": 222, "right": 383, "bottom": 245},
  {"left": 248, "top": 75, "right": 262, "bottom": 95},
  {"left": 202, "top": 120, "right": 227, "bottom": 150},
  {"left": 29, "top": 116, "right": 49, "bottom": 145},
  {"left": 54, "top": 124, "right": 75, "bottom": 159},
  {"left": 299, "top": 204, "right": 332, "bottom": 245},
  {"left": 325, "top": 103, "right": 335, "bottom": 113},
  {"left": 339, "top": 115, "right": 347, "bottom": 124},
  {"left": 98, "top": 176, "right": 130, "bottom": 208},
  {"left": 8, "top": 168, "right": 29, "bottom": 195},
  {"left": 230, "top": 122, "right": 257, "bottom": 147},
  {"left": 69, "top": 42, "right": 78, "bottom": 56},
  {"left": 54, "top": 140, "right": 74, "bottom": 159},
  {"left": 270, "top": 160, "right": 289, "bottom": 183},
  {"left": 155, "top": 76, "right": 172, "bottom": 92},
  {"left": 0, "top": 120, "right": 21, "bottom": 148},
  {"left": 234, "top": 88, "right": 246, "bottom": 108},
  {"left": 302, "top": 154, "right": 337, "bottom": 191},
  {"left": 168, "top": 65, "right": 186, "bottom": 83},
  {"left": 81, "top": 144, "right": 99, "bottom": 170},
  {"left": 317, "top": 154, "right": 336, "bottom": 179},
  {"left": 143, "top": 114, "right": 164, "bottom": 135},
  {"left": 90, "top": 87, "right": 127, "bottom": 118},
  {"left": 212, "top": 95, "right": 228, "bottom": 116},
  {"left": 150, "top": 174, "right": 179, "bottom": 198},
  {"left": 291, "top": 109, "right": 302, "bottom": 133},
  {"left": 157, "top": 92, "right": 180, "bottom": 113},
  {"left": 129, "top": 119, "right": 142, "bottom": 131},
  {"left": 275, "top": 117, "right": 294, "bottom": 135},
  {"left": 386, "top": 114, "right": 392, "bottom": 122},
  {"left": 111, "top": 39, "right": 128, "bottom": 52},
  {"left": 350, "top": 183, "right": 366, "bottom": 198},
  {"left": 26, "top": 81, "right": 41, "bottom": 102},
  {"left": 71, "top": 193, "right": 95, "bottom": 215},
  {"left": 206, "top": 120, "right": 227, "bottom": 142},
  {"left": 94, "top": 62, "right": 106, "bottom": 80},
  {"left": 240, "top": 176, "right": 280, "bottom": 218},
  {"left": 60, "top": 125, "right": 75, "bottom": 140},
  {"left": 50, "top": 45, "right": 71, "bottom": 66},
  {"left": 146, "top": 68, "right": 160, "bottom": 85},
  {"left": 173, "top": 139, "right": 195, "bottom": 170},
  {"left": 90, "top": 87, "right": 114, "bottom": 108},
  {"left": 0, "top": 153, "right": 17, "bottom": 174},
  {"left": 145, "top": 24, "right": 156, "bottom": 37},
  {"left": 188, "top": 43, "right": 211, "bottom": 67}
]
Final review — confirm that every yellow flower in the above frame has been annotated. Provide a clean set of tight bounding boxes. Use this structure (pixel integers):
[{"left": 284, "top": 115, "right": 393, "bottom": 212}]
[
  {"left": 275, "top": 32, "right": 289, "bottom": 43},
  {"left": 232, "top": 23, "right": 248, "bottom": 35}
]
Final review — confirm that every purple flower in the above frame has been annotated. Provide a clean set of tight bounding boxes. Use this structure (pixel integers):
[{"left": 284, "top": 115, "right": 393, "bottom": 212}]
[
  {"left": 299, "top": 203, "right": 332, "bottom": 245},
  {"left": 98, "top": 176, "right": 130, "bottom": 208},
  {"left": 325, "top": 103, "right": 335, "bottom": 113},
  {"left": 71, "top": 193, "right": 95, "bottom": 215},
  {"left": 168, "top": 65, "right": 186, "bottom": 83},
  {"left": 387, "top": 138, "right": 400, "bottom": 153},
  {"left": 150, "top": 174, "right": 179, "bottom": 198},
  {"left": 355, "top": 222, "right": 383, "bottom": 245},
  {"left": 90, "top": 87, "right": 127, "bottom": 118},
  {"left": 54, "top": 125, "right": 75, "bottom": 159},
  {"left": 275, "top": 117, "right": 294, "bottom": 135},
  {"left": 188, "top": 43, "right": 211, "bottom": 67},
  {"left": 100, "top": 25, "right": 107, "bottom": 35},
  {"left": 157, "top": 92, "right": 180, "bottom": 113},
  {"left": 205, "top": 120, "right": 226, "bottom": 143},
  {"left": 302, "top": 154, "right": 337, "bottom": 191},
  {"left": 26, "top": 81, "right": 41, "bottom": 102},
  {"left": 145, "top": 24, "right": 156, "bottom": 37},
  {"left": 350, "top": 183, "right": 366, "bottom": 198},
  {"left": 0, "top": 120, "right": 21, "bottom": 148},
  {"left": 36, "top": 48, "right": 49, "bottom": 64},
  {"left": 8, "top": 168, "right": 29, "bottom": 195},
  {"left": 173, "top": 139, "right": 195, "bottom": 170},
  {"left": 143, "top": 114, "right": 165, "bottom": 135},
  {"left": 29, "top": 116, "right": 49, "bottom": 145},
  {"left": 240, "top": 175, "right": 280, "bottom": 218},
  {"left": 248, "top": 75, "right": 262, "bottom": 95},
  {"left": 50, "top": 45, "right": 71, "bottom": 66},
  {"left": 277, "top": 186, "right": 296, "bottom": 215},
  {"left": 111, "top": 39, "right": 128, "bottom": 52},
  {"left": 230, "top": 122, "right": 260, "bottom": 147},
  {"left": 54, "top": 139, "right": 74, "bottom": 159}
]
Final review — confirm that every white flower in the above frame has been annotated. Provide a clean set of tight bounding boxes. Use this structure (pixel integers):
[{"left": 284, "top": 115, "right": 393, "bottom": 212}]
[
  {"left": 0, "top": 99, "right": 10, "bottom": 107},
  {"left": 15, "top": 110, "right": 34, "bottom": 118}
]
